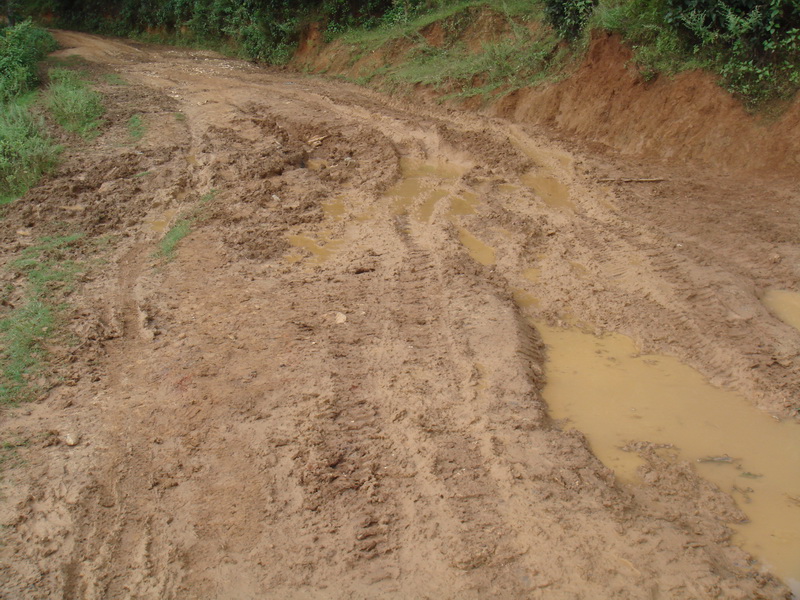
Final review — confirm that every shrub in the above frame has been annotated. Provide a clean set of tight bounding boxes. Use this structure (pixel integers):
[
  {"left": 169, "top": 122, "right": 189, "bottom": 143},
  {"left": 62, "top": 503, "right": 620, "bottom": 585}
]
[
  {"left": 0, "top": 20, "right": 58, "bottom": 101},
  {"left": 544, "top": 0, "right": 598, "bottom": 39}
]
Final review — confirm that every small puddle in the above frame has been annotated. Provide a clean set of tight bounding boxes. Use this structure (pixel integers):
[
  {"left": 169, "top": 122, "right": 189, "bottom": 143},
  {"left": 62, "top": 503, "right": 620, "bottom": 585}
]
[
  {"left": 521, "top": 174, "right": 573, "bottom": 211},
  {"left": 449, "top": 194, "right": 479, "bottom": 217},
  {"left": 387, "top": 158, "right": 465, "bottom": 217},
  {"left": 417, "top": 189, "right": 450, "bottom": 222},
  {"left": 512, "top": 288, "right": 540, "bottom": 308},
  {"left": 458, "top": 229, "right": 495, "bottom": 266},
  {"left": 399, "top": 157, "right": 464, "bottom": 179},
  {"left": 763, "top": 289, "right": 800, "bottom": 332},
  {"left": 146, "top": 209, "right": 178, "bottom": 234},
  {"left": 321, "top": 197, "right": 346, "bottom": 219},
  {"left": 523, "top": 267, "right": 541, "bottom": 282},
  {"left": 537, "top": 323, "right": 800, "bottom": 591},
  {"left": 287, "top": 234, "right": 344, "bottom": 265}
]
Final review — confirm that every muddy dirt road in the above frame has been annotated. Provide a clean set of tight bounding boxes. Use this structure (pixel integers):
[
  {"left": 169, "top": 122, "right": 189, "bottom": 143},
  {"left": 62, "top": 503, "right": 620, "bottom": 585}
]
[{"left": 1, "top": 31, "right": 798, "bottom": 598}]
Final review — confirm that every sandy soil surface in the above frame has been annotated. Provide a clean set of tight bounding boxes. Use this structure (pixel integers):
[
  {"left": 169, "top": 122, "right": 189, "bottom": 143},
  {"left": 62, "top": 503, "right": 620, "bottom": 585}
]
[{"left": 0, "top": 31, "right": 797, "bottom": 598}]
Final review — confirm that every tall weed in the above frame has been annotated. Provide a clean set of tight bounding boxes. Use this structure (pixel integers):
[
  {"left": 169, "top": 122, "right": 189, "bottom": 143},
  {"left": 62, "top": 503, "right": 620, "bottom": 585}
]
[
  {"left": 45, "top": 68, "right": 104, "bottom": 136},
  {"left": 0, "top": 101, "right": 61, "bottom": 204}
]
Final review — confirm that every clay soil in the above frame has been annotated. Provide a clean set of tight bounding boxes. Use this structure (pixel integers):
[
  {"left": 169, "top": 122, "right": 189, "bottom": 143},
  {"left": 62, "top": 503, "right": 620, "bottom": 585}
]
[{"left": 0, "top": 31, "right": 798, "bottom": 599}]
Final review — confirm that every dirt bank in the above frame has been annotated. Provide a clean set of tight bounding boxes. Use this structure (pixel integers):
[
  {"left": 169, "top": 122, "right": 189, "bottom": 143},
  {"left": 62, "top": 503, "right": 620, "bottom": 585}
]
[
  {"left": 296, "top": 15, "right": 800, "bottom": 176},
  {"left": 0, "top": 31, "right": 796, "bottom": 598}
]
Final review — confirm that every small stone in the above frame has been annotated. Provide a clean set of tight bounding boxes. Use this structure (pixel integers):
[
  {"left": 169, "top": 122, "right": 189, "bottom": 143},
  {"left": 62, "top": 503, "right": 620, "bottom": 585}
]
[
  {"left": 334, "top": 312, "right": 347, "bottom": 324},
  {"left": 63, "top": 433, "right": 80, "bottom": 447}
]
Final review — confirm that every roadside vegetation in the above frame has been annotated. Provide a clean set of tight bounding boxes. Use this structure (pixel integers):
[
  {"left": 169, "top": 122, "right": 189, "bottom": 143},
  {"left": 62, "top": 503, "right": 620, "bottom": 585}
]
[
  {"left": 0, "top": 234, "right": 85, "bottom": 404},
  {"left": 45, "top": 67, "right": 104, "bottom": 137},
  {"left": 1, "top": 20, "right": 108, "bottom": 405},
  {"left": 19, "top": 0, "right": 800, "bottom": 106},
  {"left": 0, "top": 20, "right": 60, "bottom": 205}
]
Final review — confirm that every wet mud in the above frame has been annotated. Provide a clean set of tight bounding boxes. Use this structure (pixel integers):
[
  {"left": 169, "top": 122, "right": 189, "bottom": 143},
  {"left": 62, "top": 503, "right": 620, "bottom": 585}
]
[{"left": 0, "top": 31, "right": 798, "bottom": 599}]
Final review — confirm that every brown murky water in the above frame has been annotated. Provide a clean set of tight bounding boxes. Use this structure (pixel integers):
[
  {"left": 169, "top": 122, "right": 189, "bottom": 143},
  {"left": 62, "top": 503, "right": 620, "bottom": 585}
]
[
  {"left": 537, "top": 323, "right": 800, "bottom": 593},
  {"left": 287, "top": 234, "right": 344, "bottom": 264},
  {"left": 458, "top": 229, "right": 495, "bottom": 266},
  {"left": 146, "top": 209, "right": 178, "bottom": 234},
  {"left": 763, "top": 289, "right": 800, "bottom": 332},
  {"left": 520, "top": 174, "right": 574, "bottom": 211}
]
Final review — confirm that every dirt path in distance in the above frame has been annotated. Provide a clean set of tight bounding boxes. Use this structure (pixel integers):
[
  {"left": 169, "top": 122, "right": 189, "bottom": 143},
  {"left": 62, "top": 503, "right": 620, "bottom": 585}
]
[{"left": 0, "top": 31, "right": 797, "bottom": 599}]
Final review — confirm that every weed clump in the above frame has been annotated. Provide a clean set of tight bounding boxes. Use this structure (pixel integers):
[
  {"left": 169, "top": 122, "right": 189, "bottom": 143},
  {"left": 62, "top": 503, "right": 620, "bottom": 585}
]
[
  {"left": 45, "top": 68, "right": 105, "bottom": 137},
  {"left": 0, "top": 103, "right": 61, "bottom": 205}
]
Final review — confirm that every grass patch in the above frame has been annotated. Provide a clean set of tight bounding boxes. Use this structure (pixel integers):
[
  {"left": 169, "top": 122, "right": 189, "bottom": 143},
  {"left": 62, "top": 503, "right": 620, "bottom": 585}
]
[
  {"left": 0, "top": 98, "right": 62, "bottom": 205},
  {"left": 174, "top": 111, "right": 186, "bottom": 122},
  {"left": 45, "top": 68, "right": 105, "bottom": 138},
  {"left": 333, "top": 3, "right": 564, "bottom": 101},
  {"left": 156, "top": 190, "right": 217, "bottom": 261},
  {"left": 103, "top": 73, "right": 128, "bottom": 85},
  {"left": 0, "top": 234, "right": 85, "bottom": 404},
  {"left": 128, "top": 113, "right": 145, "bottom": 141}
]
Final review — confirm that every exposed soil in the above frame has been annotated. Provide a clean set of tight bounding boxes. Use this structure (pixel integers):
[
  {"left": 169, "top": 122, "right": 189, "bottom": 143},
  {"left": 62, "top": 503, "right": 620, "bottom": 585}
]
[{"left": 0, "top": 31, "right": 798, "bottom": 598}]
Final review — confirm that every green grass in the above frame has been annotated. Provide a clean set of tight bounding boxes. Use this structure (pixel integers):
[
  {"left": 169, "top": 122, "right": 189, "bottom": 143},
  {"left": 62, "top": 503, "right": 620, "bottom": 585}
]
[
  {"left": 0, "top": 98, "right": 62, "bottom": 205},
  {"left": 331, "top": 2, "right": 563, "bottom": 101},
  {"left": 128, "top": 113, "right": 145, "bottom": 140},
  {"left": 156, "top": 190, "right": 217, "bottom": 261},
  {"left": 0, "top": 234, "right": 85, "bottom": 404},
  {"left": 158, "top": 218, "right": 192, "bottom": 259},
  {"left": 45, "top": 68, "right": 105, "bottom": 137},
  {"left": 103, "top": 73, "right": 128, "bottom": 85}
]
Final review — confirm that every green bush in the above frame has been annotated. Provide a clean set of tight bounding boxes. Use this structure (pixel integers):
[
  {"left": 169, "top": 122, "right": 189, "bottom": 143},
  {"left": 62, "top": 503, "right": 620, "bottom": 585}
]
[
  {"left": 0, "top": 102, "right": 61, "bottom": 204},
  {"left": 597, "top": 0, "right": 800, "bottom": 103},
  {"left": 544, "top": 0, "right": 598, "bottom": 39},
  {"left": 0, "top": 20, "right": 58, "bottom": 101}
]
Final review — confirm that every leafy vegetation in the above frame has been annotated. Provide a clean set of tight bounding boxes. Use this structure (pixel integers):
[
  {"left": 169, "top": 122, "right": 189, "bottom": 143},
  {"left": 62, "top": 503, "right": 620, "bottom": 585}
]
[
  {"left": 45, "top": 68, "right": 104, "bottom": 137},
  {"left": 0, "top": 234, "right": 85, "bottom": 404},
  {"left": 19, "top": 0, "right": 800, "bottom": 105},
  {"left": 545, "top": 0, "right": 597, "bottom": 39},
  {"left": 0, "top": 22, "right": 61, "bottom": 204},
  {"left": 0, "top": 19, "right": 58, "bottom": 102}
]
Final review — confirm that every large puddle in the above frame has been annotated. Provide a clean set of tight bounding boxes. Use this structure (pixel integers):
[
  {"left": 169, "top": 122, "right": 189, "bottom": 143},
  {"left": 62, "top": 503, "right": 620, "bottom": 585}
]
[
  {"left": 520, "top": 174, "right": 574, "bottom": 211},
  {"left": 537, "top": 323, "right": 800, "bottom": 593},
  {"left": 763, "top": 289, "right": 800, "bottom": 332}
]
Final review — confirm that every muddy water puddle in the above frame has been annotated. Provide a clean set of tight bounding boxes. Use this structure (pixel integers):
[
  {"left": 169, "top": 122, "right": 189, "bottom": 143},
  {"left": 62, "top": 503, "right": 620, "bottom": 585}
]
[
  {"left": 286, "top": 234, "right": 344, "bottom": 265},
  {"left": 146, "top": 209, "right": 178, "bottom": 234},
  {"left": 763, "top": 289, "right": 800, "bottom": 332},
  {"left": 537, "top": 323, "right": 800, "bottom": 591},
  {"left": 458, "top": 229, "right": 495, "bottom": 266},
  {"left": 386, "top": 158, "right": 466, "bottom": 219},
  {"left": 521, "top": 174, "right": 574, "bottom": 211},
  {"left": 321, "top": 197, "right": 346, "bottom": 219}
]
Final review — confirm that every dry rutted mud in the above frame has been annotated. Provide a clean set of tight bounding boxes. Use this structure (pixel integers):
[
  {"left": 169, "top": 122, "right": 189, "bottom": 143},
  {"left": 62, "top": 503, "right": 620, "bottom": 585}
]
[{"left": 0, "top": 32, "right": 798, "bottom": 599}]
